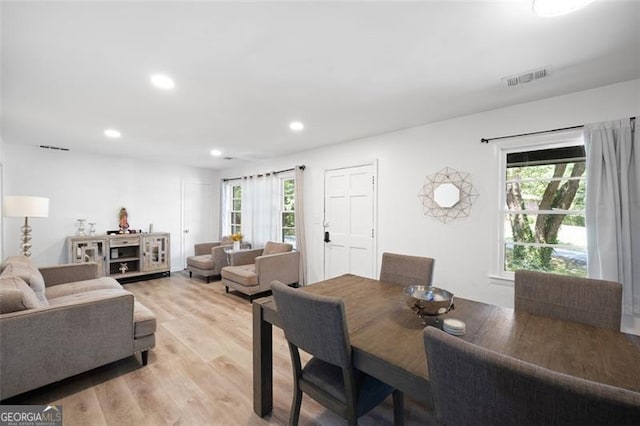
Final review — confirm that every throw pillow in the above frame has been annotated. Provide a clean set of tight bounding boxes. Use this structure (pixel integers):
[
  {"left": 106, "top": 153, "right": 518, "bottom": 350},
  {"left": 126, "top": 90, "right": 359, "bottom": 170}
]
[
  {"left": 0, "top": 255, "right": 31, "bottom": 273},
  {"left": 0, "top": 275, "right": 45, "bottom": 313},
  {"left": 1, "top": 262, "right": 49, "bottom": 306}
]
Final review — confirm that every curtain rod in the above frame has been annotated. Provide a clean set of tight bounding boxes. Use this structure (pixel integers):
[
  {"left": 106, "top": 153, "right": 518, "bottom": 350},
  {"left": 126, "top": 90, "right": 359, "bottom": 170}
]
[
  {"left": 222, "top": 165, "right": 305, "bottom": 182},
  {"left": 480, "top": 117, "right": 636, "bottom": 144}
]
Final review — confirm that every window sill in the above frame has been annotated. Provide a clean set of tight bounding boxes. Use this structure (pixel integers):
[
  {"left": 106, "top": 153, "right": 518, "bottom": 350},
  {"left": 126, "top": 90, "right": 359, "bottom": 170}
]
[{"left": 489, "top": 274, "right": 514, "bottom": 287}]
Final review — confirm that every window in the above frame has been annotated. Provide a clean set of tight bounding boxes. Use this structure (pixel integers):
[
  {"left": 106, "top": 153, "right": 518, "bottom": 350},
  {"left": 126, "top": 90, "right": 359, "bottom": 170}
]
[
  {"left": 230, "top": 184, "right": 242, "bottom": 235},
  {"left": 497, "top": 133, "right": 587, "bottom": 278},
  {"left": 281, "top": 177, "right": 296, "bottom": 246}
]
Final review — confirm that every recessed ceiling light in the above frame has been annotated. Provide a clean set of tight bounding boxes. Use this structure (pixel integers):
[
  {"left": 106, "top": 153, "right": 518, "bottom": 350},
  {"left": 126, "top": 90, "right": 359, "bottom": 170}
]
[
  {"left": 104, "top": 129, "right": 122, "bottom": 138},
  {"left": 150, "top": 73, "right": 175, "bottom": 90},
  {"left": 210, "top": 149, "right": 222, "bottom": 157},
  {"left": 532, "top": 0, "right": 595, "bottom": 17},
  {"left": 289, "top": 121, "right": 304, "bottom": 132}
]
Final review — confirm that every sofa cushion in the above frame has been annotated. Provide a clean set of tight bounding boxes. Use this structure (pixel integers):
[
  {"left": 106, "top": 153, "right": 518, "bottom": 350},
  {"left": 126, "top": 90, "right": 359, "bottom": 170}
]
[
  {"left": 222, "top": 264, "right": 258, "bottom": 286},
  {"left": 186, "top": 254, "right": 214, "bottom": 270},
  {"left": 133, "top": 301, "right": 157, "bottom": 338},
  {"left": 0, "top": 276, "right": 45, "bottom": 313},
  {"left": 220, "top": 236, "right": 234, "bottom": 246},
  {"left": 45, "top": 277, "right": 123, "bottom": 300},
  {"left": 47, "top": 288, "right": 132, "bottom": 308},
  {"left": 1, "top": 261, "right": 48, "bottom": 306},
  {"left": 262, "top": 241, "right": 292, "bottom": 256}
]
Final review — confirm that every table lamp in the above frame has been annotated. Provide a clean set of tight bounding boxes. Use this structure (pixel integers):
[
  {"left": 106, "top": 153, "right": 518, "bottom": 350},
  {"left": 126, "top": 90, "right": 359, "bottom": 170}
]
[{"left": 3, "top": 195, "right": 50, "bottom": 257}]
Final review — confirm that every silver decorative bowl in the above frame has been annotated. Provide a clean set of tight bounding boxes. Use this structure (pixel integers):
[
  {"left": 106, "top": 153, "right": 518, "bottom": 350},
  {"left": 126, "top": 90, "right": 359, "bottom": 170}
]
[{"left": 403, "top": 285, "right": 454, "bottom": 320}]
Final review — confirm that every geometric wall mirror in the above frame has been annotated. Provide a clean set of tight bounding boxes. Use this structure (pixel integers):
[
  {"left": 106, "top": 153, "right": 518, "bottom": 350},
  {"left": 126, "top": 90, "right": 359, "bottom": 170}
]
[{"left": 418, "top": 166, "right": 479, "bottom": 223}]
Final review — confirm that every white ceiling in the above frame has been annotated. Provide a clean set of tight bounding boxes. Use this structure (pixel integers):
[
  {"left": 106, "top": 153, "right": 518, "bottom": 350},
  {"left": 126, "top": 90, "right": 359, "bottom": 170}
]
[{"left": 2, "top": 1, "right": 639, "bottom": 169}]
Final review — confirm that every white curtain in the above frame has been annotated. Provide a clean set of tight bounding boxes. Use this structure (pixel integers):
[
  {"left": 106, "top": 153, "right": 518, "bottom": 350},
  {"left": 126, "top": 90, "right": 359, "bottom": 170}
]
[
  {"left": 242, "top": 174, "right": 279, "bottom": 248},
  {"left": 584, "top": 118, "right": 640, "bottom": 315},
  {"left": 220, "top": 181, "right": 232, "bottom": 238},
  {"left": 294, "top": 166, "right": 307, "bottom": 285}
]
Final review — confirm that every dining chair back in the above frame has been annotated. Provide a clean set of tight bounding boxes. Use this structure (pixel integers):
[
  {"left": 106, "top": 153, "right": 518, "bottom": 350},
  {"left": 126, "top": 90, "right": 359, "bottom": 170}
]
[
  {"left": 423, "top": 326, "right": 640, "bottom": 426},
  {"left": 379, "top": 252, "right": 434, "bottom": 287},
  {"left": 271, "top": 281, "right": 404, "bottom": 426},
  {"left": 514, "top": 270, "right": 622, "bottom": 330}
]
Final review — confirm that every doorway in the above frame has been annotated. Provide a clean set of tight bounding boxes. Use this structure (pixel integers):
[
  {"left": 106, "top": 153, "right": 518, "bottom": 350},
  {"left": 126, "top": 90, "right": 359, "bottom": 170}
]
[
  {"left": 181, "top": 181, "right": 214, "bottom": 269},
  {"left": 323, "top": 163, "right": 377, "bottom": 280}
]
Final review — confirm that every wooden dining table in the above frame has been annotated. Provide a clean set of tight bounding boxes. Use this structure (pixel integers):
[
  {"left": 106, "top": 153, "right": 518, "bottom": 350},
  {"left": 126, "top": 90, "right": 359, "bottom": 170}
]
[{"left": 252, "top": 273, "right": 640, "bottom": 416}]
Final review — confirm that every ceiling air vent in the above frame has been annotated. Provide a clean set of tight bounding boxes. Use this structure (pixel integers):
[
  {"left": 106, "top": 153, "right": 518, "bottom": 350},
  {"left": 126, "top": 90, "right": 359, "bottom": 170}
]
[
  {"left": 502, "top": 66, "right": 550, "bottom": 88},
  {"left": 39, "top": 145, "right": 70, "bottom": 151}
]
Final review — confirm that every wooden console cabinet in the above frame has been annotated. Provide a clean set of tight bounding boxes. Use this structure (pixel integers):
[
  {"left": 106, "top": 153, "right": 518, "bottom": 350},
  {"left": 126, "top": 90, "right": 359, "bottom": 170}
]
[{"left": 68, "top": 232, "right": 170, "bottom": 281}]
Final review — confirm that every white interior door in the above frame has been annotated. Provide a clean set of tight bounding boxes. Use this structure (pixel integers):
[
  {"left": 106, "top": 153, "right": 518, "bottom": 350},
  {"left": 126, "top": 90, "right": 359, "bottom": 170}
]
[
  {"left": 324, "top": 164, "right": 376, "bottom": 279},
  {"left": 181, "top": 182, "right": 213, "bottom": 268}
]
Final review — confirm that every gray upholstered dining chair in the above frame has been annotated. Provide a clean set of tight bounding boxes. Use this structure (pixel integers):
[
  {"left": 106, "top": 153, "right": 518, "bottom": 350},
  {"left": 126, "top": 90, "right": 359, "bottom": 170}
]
[
  {"left": 514, "top": 270, "right": 622, "bottom": 330},
  {"left": 271, "top": 281, "right": 404, "bottom": 426},
  {"left": 379, "top": 252, "right": 434, "bottom": 287},
  {"left": 423, "top": 326, "right": 640, "bottom": 426}
]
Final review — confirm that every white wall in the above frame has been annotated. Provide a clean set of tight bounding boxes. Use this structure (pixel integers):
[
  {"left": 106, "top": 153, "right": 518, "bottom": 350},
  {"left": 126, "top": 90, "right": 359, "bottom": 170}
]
[
  {"left": 221, "top": 79, "right": 640, "bottom": 331},
  {"left": 2, "top": 144, "right": 220, "bottom": 270},
  {"left": 3, "top": 79, "right": 638, "bottom": 332}
]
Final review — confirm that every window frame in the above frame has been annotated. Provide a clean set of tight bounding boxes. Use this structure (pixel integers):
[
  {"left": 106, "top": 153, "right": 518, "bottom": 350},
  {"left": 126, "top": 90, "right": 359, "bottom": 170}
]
[
  {"left": 279, "top": 174, "right": 296, "bottom": 248},
  {"left": 491, "top": 129, "right": 585, "bottom": 283},
  {"left": 230, "top": 183, "right": 242, "bottom": 235}
]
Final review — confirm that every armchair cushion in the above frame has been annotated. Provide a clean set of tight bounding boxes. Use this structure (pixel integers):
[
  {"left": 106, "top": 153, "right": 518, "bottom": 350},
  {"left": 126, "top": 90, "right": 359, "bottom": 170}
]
[
  {"left": 228, "top": 248, "right": 263, "bottom": 266},
  {"left": 0, "top": 276, "right": 44, "bottom": 313},
  {"left": 186, "top": 254, "right": 215, "bottom": 270},
  {"left": 221, "top": 264, "right": 258, "bottom": 287},
  {"left": 263, "top": 241, "right": 293, "bottom": 256},
  {"left": 1, "top": 260, "right": 48, "bottom": 306}
]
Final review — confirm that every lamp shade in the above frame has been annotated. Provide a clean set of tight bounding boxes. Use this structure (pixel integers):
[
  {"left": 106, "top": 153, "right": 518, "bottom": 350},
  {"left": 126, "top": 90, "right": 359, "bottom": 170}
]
[{"left": 3, "top": 196, "right": 50, "bottom": 218}]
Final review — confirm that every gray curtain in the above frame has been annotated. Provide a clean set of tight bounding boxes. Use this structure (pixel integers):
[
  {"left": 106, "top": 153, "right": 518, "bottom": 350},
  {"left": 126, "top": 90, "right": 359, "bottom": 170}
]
[
  {"left": 584, "top": 118, "right": 639, "bottom": 315},
  {"left": 294, "top": 166, "right": 307, "bottom": 285}
]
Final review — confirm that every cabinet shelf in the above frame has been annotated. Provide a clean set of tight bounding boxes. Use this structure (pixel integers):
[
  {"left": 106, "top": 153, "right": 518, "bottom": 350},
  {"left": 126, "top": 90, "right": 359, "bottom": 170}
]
[{"left": 109, "top": 256, "right": 139, "bottom": 263}]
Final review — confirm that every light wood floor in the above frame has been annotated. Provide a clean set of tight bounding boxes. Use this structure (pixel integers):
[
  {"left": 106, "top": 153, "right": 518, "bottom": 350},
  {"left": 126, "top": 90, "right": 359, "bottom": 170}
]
[{"left": 4, "top": 272, "right": 435, "bottom": 425}]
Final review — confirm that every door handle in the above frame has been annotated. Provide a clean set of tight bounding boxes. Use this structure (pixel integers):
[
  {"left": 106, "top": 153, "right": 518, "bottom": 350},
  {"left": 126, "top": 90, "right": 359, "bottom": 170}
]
[
  {"left": 184, "top": 229, "right": 189, "bottom": 234},
  {"left": 324, "top": 231, "right": 331, "bottom": 243}
]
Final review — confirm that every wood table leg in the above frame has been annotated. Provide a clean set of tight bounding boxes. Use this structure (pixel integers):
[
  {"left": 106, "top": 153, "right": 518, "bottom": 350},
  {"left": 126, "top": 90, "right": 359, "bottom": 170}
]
[{"left": 253, "top": 301, "right": 273, "bottom": 416}]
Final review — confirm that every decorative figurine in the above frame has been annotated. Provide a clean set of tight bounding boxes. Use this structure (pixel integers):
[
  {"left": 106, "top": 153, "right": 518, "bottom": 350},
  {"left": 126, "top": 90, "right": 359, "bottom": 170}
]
[{"left": 119, "top": 208, "right": 129, "bottom": 233}]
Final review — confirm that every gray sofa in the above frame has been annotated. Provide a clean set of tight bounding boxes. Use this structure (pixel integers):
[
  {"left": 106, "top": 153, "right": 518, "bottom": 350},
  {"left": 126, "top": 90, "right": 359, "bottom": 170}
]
[{"left": 0, "top": 256, "right": 156, "bottom": 400}]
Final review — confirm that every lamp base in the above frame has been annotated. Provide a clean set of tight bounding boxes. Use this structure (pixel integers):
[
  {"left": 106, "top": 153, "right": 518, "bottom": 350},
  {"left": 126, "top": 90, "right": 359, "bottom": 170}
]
[{"left": 20, "top": 218, "right": 32, "bottom": 257}]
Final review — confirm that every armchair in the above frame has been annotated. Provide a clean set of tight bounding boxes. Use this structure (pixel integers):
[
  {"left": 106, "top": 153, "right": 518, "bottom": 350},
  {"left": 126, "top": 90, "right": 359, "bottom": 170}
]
[
  {"left": 221, "top": 241, "right": 299, "bottom": 300},
  {"left": 186, "top": 236, "right": 237, "bottom": 283}
]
